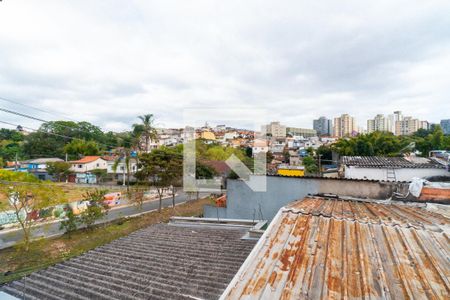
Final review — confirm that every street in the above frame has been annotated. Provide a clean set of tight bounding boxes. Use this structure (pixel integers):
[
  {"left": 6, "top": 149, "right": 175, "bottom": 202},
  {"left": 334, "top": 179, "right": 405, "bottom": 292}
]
[{"left": 0, "top": 191, "right": 210, "bottom": 250}]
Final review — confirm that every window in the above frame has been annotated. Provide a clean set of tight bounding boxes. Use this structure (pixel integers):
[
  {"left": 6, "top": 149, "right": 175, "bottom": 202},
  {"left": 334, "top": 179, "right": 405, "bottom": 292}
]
[
  {"left": 96, "top": 163, "right": 99, "bottom": 167},
  {"left": 78, "top": 164, "right": 82, "bottom": 168}
]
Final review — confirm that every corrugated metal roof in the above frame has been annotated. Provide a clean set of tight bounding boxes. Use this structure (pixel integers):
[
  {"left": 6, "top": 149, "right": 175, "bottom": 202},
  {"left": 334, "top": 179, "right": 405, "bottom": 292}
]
[
  {"left": 2, "top": 224, "right": 257, "bottom": 300},
  {"left": 221, "top": 197, "right": 450, "bottom": 300},
  {"left": 342, "top": 156, "right": 445, "bottom": 169}
]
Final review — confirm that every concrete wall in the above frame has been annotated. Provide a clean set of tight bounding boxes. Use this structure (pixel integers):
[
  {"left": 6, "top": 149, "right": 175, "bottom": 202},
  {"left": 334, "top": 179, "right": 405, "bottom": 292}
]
[
  {"left": 204, "top": 175, "right": 402, "bottom": 221},
  {"left": 345, "top": 166, "right": 449, "bottom": 181}
]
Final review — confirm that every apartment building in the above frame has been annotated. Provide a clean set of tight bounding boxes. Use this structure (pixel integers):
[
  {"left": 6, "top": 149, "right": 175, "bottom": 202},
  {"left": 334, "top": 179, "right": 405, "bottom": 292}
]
[
  {"left": 261, "top": 121, "right": 286, "bottom": 138},
  {"left": 333, "top": 114, "right": 357, "bottom": 137},
  {"left": 395, "top": 117, "right": 420, "bottom": 135},
  {"left": 313, "top": 116, "right": 332, "bottom": 136},
  {"left": 367, "top": 114, "right": 394, "bottom": 133},
  {"left": 441, "top": 119, "right": 450, "bottom": 135}
]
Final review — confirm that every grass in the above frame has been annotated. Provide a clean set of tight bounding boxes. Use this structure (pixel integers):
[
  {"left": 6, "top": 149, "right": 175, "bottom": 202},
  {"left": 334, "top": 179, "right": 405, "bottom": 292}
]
[{"left": 0, "top": 196, "right": 211, "bottom": 284}]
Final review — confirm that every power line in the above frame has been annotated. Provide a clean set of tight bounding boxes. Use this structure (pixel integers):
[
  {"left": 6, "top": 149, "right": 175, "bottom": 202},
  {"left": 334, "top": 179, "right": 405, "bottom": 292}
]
[
  {"left": 0, "top": 120, "right": 119, "bottom": 150},
  {"left": 0, "top": 96, "right": 78, "bottom": 122},
  {"left": 0, "top": 106, "right": 119, "bottom": 145}
]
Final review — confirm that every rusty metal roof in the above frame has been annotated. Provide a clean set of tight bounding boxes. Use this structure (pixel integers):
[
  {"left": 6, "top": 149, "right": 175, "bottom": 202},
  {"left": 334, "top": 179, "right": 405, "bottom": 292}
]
[{"left": 221, "top": 197, "right": 450, "bottom": 299}]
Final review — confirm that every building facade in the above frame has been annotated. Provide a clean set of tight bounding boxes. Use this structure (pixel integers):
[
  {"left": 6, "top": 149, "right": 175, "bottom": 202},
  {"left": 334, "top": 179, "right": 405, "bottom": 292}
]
[
  {"left": 262, "top": 122, "right": 286, "bottom": 138},
  {"left": 367, "top": 114, "right": 394, "bottom": 133},
  {"left": 395, "top": 117, "right": 420, "bottom": 135},
  {"left": 286, "top": 127, "right": 317, "bottom": 138},
  {"left": 440, "top": 119, "right": 450, "bottom": 135},
  {"left": 313, "top": 117, "right": 332, "bottom": 136},
  {"left": 333, "top": 114, "right": 357, "bottom": 137}
]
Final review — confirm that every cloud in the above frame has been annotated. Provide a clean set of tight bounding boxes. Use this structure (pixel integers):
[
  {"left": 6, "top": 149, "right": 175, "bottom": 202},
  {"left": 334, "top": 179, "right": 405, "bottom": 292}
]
[{"left": 0, "top": 0, "right": 449, "bottom": 131}]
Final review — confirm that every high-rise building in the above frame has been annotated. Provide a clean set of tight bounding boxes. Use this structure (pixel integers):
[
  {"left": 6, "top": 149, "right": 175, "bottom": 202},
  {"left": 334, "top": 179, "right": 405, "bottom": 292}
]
[
  {"left": 419, "top": 121, "right": 430, "bottom": 131},
  {"left": 261, "top": 121, "right": 286, "bottom": 138},
  {"left": 395, "top": 117, "right": 420, "bottom": 136},
  {"left": 313, "top": 117, "right": 333, "bottom": 136},
  {"left": 367, "top": 114, "right": 394, "bottom": 133},
  {"left": 333, "top": 114, "right": 357, "bottom": 137},
  {"left": 441, "top": 119, "right": 450, "bottom": 135}
]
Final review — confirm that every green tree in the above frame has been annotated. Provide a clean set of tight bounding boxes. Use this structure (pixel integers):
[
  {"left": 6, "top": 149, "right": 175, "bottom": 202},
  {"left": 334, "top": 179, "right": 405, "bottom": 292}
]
[
  {"left": 132, "top": 114, "right": 158, "bottom": 152},
  {"left": 303, "top": 156, "right": 318, "bottom": 174},
  {"left": 46, "top": 161, "right": 72, "bottom": 182},
  {"left": 79, "top": 189, "right": 109, "bottom": 230},
  {"left": 59, "top": 210, "right": 78, "bottom": 237},
  {"left": 196, "top": 162, "right": 218, "bottom": 179},
  {"left": 64, "top": 139, "right": 101, "bottom": 158},
  {"left": 136, "top": 148, "right": 182, "bottom": 212}
]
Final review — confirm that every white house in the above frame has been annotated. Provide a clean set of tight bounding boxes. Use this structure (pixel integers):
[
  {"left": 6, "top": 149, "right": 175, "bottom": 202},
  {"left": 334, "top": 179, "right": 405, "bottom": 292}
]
[
  {"left": 252, "top": 139, "right": 269, "bottom": 157},
  {"left": 106, "top": 158, "right": 138, "bottom": 175},
  {"left": 341, "top": 156, "right": 449, "bottom": 181},
  {"left": 70, "top": 156, "right": 108, "bottom": 173}
]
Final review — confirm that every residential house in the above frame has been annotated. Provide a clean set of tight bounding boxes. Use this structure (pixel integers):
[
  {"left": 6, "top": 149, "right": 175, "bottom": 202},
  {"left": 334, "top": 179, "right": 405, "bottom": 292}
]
[
  {"left": 69, "top": 156, "right": 108, "bottom": 184},
  {"left": 22, "top": 157, "right": 64, "bottom": 180},
  {"left": 252, "top": 139, "right": 269, "bottom": 157}
]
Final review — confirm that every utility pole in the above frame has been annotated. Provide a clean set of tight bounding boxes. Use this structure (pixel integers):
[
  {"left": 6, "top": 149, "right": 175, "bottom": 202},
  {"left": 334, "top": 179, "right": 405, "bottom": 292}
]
[
  {"left": 65, "top": 153, "right": 68, "bottom": 162},
  {"left": 122, "top": 156, "right": 126, "bottom": 186},
  {"left": 318, "top": 154, "right": 322, "bottom": 177},
  {"left": 15, "top": 152, "right": 18, "bottom": 171}
]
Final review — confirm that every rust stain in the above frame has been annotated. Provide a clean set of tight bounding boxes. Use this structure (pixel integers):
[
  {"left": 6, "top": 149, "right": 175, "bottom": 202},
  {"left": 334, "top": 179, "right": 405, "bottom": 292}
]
[{"left": 223, "top": 196, "right": 450, "bottom": 300}]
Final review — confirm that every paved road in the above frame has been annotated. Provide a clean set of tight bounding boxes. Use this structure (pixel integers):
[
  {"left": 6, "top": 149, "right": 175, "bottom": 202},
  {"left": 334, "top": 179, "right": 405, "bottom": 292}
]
[{"left": 0, "top": 191, "right": 210, "bottom": 249}]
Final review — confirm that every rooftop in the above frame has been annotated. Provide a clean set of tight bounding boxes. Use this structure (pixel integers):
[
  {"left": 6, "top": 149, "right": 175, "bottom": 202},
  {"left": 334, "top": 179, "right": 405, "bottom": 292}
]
[
  {"left": 22, "top": 158, "right": 64, "bottom": 164},
  {"left": 2, "top": 223, "right": 257, "bottom": 300},
  {"left": 70, "top": 156, "right": 103, "bottom": 164},
  {"left": 222, "top": 196, "right": 450, "bottom": 299},
  {"left": 341, "top": 155, "right": 445, "bottom": 169}
]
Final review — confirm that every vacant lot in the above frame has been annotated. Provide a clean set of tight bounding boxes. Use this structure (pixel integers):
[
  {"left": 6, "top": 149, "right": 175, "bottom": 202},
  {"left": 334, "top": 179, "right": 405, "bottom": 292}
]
[
  {"left": 0, "top": 197, "right": 212, "bottom": 284},
  {"left": 0, "top": 183, "right": 126, "bottom": 208}
]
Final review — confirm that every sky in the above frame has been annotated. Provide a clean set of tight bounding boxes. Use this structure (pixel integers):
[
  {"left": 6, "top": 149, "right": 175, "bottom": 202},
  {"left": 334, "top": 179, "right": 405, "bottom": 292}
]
[{"left": 0, "top": 0, "right": 449, "bottom": 132}]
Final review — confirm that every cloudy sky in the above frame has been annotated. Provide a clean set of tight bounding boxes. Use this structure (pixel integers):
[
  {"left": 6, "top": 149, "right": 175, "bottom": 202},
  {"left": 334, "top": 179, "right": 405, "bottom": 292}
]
[{"left": 0, "top": 0, "right": 449, "bottom": 132}]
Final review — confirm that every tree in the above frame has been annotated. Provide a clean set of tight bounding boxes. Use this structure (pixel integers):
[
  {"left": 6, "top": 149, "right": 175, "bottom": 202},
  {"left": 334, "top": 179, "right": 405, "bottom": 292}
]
[
  {"left": 136, "top": 148, "right": 182, "bottom": 212},
  {"left": 64, "top": 139, "right": 101, "bottom": 158},
  {"left": 132, "top": 114, "right": 158, "bottom": 152},
  {"left": 46, "top": 161, "right": 72, "bottom": 182},
  {"left": 303, "top": 156, "right": 318, "bottom": 174},
  {"left": 195, "top": 162, "right": 218, "bottom": 179},
  {"left": 0, "top": 170, "right": 65, "bottom": 251},
  {"left": 127, "top": 186, "right": 145, "bottom": 210},
  {"left": 78, "top": 189, "right": 109, "bottom": 230},
  {"left": 59, "top": 210, "right": 78, "bottom": 237},
  {"left": 112, "top": 152, "right": 133, "bottom": 190}
]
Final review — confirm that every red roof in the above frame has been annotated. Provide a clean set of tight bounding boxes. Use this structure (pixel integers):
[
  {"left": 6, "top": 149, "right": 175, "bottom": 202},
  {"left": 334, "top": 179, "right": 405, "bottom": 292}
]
[{"left": 71, "top": 156, "right": 103, "bottom": 164}]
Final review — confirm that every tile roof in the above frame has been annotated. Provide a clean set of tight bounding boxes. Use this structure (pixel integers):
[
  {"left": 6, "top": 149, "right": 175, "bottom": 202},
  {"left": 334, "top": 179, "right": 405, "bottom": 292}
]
[
  {"left": 70, "top": 156, "right": 103, "bottom": 164},
  {"left": 222, "top": 197, "right": 450, "bottom": 300},
  {"left": 341, "top": 156, "right": 446, "bottom": 169},
  {"left": 2, "top": 224, "right": 256, "bottom": 300}
]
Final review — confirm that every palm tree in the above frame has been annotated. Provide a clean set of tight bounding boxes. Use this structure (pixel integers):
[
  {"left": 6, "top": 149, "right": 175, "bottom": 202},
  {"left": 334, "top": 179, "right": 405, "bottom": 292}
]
[{"left": 132, "top": 114, "right": 158, "bottom": 153}]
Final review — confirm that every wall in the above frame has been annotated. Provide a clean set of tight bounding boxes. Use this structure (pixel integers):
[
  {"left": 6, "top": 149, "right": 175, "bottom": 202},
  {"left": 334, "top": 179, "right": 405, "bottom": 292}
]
[
  {"left": 204, "top": 175, "right": 401, "bottom": 221},
  {"left": 345, "top": 166, "right": 449, "bottom": 181}
]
